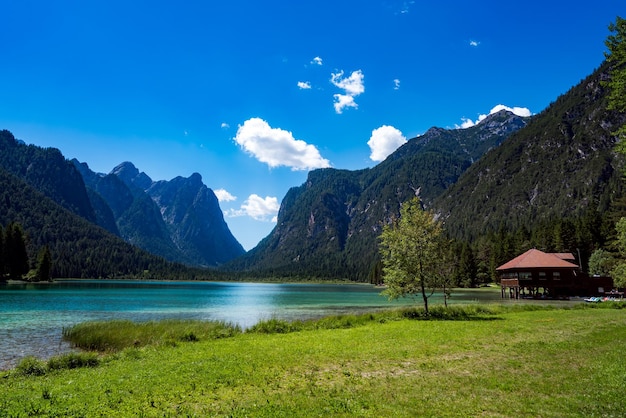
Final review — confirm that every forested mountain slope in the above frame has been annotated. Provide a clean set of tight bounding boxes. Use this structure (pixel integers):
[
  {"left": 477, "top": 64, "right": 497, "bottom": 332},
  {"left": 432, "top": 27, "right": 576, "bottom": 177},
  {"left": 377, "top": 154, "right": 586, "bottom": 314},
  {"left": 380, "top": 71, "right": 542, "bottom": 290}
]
[
  {"left": 433, "top": 62, "right": 626, "bottom": 242},
  {"left": 0, "top": 167, "right": 188, "bottom": 279},
  {"left": 0, "top": 130, "right": 96, "bottom": 223},
  {"left": 0, "top": 129, "right": 242, "bottom": 278},
  {"left": 228, "top": 111, "right": 529, "bottom": 280}
]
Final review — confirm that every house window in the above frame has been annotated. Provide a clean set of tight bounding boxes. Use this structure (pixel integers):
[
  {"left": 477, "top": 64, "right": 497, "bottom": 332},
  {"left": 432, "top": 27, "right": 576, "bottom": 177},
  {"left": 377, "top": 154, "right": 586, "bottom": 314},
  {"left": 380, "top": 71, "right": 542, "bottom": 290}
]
[
  {"left": 519, "top": 272, "right": 532, "bottom": 280},
  {"left": 539, "top": 272, "right": 547, "bottom": 280},
  {"left": 553, "top": 272, "right": 561, "bottom": 280}
]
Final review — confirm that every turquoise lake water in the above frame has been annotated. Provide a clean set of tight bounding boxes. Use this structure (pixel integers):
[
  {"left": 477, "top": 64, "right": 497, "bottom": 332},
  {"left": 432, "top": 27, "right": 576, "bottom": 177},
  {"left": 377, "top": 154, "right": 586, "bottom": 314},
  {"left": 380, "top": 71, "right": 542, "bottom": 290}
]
[{"left": 0, "top": 280, "right": 503, "bottom": 370}]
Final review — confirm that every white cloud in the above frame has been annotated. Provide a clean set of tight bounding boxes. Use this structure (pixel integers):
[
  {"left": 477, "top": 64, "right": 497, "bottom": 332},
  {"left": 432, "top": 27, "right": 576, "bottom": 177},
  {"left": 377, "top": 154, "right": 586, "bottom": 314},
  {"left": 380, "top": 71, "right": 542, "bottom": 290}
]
[
  {"left": 331, "top": 70, "right": 365, "bottom": 96},
  {"left": 225, "top": 194, "right": 279, "bottom": 222},
  {"left": 330, "top": 70, "right": 365, "bottom": 114},
  {"left": 214, "top": 188, "right": 236, "bottom": 202},
  {"left": 489, "top": 104, "right": 532, "bottom": 118},
  {"left": 368, "top": 125, "right": 407, "bottom": 162},
  {"left": 393, "top": 79, "right": 401, "bottom": 90},
  {"left": 456, "top": 104, "right": 532, "bottom": 129},
  {"left": 297, "top": 81, "right": 312, "bottom": 89},
  {"left": 311, "top": 56, "right": 323, "bottom": 66},
  {"left": 458, "top": 118, "right": 476, "bottom": 129},
  {"left": 332, "top": 94, "right": 357, "bottom": 114},
  {"left": 469, "top": 40, "right": 480, "bottom": 47},
  {"left": 233, "top": 117, "right": 331, "bottom": 171},
  {"left": 221, "top": 122, "right": 230, "bottom": 129}
]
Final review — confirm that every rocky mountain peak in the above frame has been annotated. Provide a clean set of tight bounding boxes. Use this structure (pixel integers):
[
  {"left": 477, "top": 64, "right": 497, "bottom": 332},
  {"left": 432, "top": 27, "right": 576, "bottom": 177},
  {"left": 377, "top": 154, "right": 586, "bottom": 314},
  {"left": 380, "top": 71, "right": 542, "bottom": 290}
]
[{"left": 111, "top": 161, "right": 153, "bottom": 191}]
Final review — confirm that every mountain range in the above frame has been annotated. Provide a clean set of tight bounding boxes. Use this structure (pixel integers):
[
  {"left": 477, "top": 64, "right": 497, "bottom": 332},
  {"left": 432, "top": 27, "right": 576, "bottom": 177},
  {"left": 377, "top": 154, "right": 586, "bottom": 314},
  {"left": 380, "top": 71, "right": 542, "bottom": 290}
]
[
  {"left": 0, "top": 130, "right": 243, "bottom": 278},
  {"left": 229, "top": 62, "right": 624, "bottom": 281},
  {"left": 1, "top": 60, "right": 624, "bottom": 281},
  {"left": 434, "top": 63, "right": 625, "bottom": 241},
  {"left": 73, "top": 160, "right": 245, "bottom": 267},
  {"left": 226, "top": 109, "right": 530, "bottom": 280}
]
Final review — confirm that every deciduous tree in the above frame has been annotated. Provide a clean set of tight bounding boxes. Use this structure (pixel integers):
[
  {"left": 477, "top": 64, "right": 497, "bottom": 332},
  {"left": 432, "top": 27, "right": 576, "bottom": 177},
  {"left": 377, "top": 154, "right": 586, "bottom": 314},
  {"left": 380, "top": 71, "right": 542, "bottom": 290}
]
[
  {"left": 378, "top": 197, "right": 450, "bottom": 314},
  {"left": 588, "top": 248, "right": 615, "bottom": 277}
]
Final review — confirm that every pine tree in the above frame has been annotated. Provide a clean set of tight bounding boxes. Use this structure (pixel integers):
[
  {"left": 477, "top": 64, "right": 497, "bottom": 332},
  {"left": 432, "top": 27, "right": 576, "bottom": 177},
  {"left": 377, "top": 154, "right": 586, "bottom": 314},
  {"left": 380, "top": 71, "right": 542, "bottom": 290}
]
[
  {"left": 0, "top": 225, "right": 4, "bottom": 281},
  {"left": 605, "top": 16, "right": 626, "bottom": 144},
  {"left": 5, "top": 223, "right": 29, "bottom": 279},
  {"left": 458, "top": 243, "right": 478, "bottom": 288},
  {"left": 36, "top": 246, "right": 52, "bottom": 282}
]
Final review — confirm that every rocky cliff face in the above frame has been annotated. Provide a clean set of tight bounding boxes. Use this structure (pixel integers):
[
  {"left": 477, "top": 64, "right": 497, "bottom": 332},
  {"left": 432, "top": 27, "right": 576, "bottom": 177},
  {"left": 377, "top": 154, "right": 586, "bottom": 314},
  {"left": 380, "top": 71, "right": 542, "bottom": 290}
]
[
  {"left": 228, "top": 110, "right": 529, "bottom": 280},
  {"left": 75, "top": 161, "right": 245, "bottom": 267},
  {"left": 147, "top": 173, "right": 245, "bottom": 266}
]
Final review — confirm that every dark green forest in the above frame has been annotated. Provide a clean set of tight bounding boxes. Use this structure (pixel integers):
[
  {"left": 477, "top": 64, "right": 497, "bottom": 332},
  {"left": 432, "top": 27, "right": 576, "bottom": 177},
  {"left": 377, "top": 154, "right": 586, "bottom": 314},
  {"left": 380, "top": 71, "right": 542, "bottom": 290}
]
[{"left": 0, "top": 167, "right": 227, "bottom": 281}]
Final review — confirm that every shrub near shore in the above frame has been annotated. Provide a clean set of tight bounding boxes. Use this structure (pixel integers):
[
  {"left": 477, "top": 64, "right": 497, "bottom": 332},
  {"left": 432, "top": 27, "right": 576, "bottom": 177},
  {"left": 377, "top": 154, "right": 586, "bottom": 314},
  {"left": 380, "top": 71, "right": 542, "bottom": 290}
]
[{"left": 2, "top": 304, "right": 626, "bottom": 416}]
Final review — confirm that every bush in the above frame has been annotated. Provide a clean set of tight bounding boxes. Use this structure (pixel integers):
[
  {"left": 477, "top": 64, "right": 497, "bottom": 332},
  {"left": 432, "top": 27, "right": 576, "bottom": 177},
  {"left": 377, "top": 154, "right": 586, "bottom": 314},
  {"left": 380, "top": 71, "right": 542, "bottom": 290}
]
[
  {"left": 180, "top": 331, "right": 199, "bottom": 342},
  {"left": 47, "top": 352, "right": 100, "bottom": 370},
  {"left": 248, "top": 318, "right": 295, "bottom": 334},
  {"left": 15, "top": 356, "right": 46, "bottom": 376}
]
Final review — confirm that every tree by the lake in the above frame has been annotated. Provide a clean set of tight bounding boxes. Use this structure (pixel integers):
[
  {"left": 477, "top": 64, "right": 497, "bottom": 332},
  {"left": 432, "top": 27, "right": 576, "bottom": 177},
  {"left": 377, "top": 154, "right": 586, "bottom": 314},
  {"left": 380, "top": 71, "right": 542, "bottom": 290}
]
[
  {"left": 378, "top": 197, "right": 450, "bottom": 314},
  {"left": 606, "top": 16, "right": 626, "bottom": 146},
  {"left": 588, "top": 248, "right": 615, "bottom": 277},
  {"left": 457, "top": 242, "right": 478, "bottom": 288},
  {"left": 35, "top": 246, "right": 52, "bottom": 282},
  {"left": 0, "top": 225, "right": 4, "bottom": 280},
  {"left": 610, "top": 218, "right": 626, "bottom": 289},
  {"left": 604, "top": 17, "right": 626, "bottom": 289},
  {"left": 4, "top": 222, "right": 29, "bottom": 280}
]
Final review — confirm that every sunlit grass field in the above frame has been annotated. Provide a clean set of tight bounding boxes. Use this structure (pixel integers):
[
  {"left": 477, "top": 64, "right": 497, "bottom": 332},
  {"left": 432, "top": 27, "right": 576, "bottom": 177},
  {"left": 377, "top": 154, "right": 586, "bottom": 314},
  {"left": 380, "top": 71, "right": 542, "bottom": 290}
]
[{"left": 2, "top": 304, "right": 625, "bottom": 417}]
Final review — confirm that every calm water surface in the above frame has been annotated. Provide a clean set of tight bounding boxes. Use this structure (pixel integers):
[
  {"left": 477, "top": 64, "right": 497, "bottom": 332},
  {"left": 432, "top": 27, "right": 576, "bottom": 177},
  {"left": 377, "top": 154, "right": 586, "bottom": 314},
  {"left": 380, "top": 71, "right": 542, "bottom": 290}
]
[{"left": 0, "top": 280, "right": 503, "bottom": 370}]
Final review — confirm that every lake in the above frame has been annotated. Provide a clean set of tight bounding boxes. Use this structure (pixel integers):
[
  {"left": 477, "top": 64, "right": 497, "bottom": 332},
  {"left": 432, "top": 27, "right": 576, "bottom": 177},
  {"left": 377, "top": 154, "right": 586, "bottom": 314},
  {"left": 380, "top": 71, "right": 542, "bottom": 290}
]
[{"left": 0, "top": 280, "right": 504, "bottom": 370}]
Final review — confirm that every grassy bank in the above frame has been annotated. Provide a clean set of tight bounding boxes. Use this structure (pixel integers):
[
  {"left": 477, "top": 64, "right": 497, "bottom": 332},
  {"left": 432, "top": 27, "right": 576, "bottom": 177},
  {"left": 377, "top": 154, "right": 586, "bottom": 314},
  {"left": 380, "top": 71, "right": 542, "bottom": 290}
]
[{"left": 2, "top": 304, "right": 626, "bottom": 416}]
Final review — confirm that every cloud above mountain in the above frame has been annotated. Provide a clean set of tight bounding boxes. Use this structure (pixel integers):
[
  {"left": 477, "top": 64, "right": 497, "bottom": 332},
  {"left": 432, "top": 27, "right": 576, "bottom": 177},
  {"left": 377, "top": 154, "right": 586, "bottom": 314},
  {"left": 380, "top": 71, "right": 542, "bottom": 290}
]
[
  {"left": 457, "top": 104, "right": 532, "bottom": 129},
  {"left": 331, "top": 70, "right": 365, "bottom": 114},
  {"left": 368, "top": 125, "right": 407, "bottom": 162},
  {"left": 225, "top": 194, "right": 279, "bottom": 222},
  {"left": 214, "top": 188, "right": 236, "bottom": 202},
  {"left": 234, "top": 118, "right": 331, "bottom": 171}
]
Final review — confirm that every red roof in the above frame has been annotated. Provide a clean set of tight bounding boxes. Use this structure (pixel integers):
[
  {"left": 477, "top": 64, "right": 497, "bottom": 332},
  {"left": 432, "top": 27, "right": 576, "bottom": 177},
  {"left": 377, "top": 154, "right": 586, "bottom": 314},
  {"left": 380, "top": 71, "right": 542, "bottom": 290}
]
[
  {"left": 553, "top": 253, "right": 576, "bottom": 261},
  {"left": 496, "top": 249, "right": 579, "bottom": 271}
]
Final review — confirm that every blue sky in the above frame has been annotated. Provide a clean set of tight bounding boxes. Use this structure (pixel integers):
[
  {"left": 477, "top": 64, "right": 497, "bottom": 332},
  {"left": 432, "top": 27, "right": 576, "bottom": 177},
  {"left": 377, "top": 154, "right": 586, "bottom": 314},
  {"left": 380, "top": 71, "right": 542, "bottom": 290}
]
[{"left": 1, "top": 1, "right": 624, "bottom": 250}]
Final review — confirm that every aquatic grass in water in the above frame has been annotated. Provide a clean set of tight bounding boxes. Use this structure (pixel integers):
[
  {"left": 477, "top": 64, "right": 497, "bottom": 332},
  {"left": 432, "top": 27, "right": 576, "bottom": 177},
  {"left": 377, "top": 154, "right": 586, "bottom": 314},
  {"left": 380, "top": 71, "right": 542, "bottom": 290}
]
[{"left": 63, "top": 319, "right": 241, "bottom": 352}]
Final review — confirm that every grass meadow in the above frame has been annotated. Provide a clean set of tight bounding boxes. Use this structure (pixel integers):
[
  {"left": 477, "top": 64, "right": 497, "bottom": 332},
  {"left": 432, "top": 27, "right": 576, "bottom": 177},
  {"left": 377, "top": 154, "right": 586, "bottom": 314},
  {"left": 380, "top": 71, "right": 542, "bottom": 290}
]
[{"left": 1, "top": 304, "right": 625, "bottom": 417}]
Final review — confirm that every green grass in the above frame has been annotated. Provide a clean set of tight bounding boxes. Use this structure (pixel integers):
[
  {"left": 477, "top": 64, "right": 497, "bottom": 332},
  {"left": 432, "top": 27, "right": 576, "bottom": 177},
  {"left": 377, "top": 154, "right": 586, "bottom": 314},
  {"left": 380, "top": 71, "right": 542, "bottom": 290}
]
[{"left": 2, "top": 304, "right": 626, "bottom": 416}]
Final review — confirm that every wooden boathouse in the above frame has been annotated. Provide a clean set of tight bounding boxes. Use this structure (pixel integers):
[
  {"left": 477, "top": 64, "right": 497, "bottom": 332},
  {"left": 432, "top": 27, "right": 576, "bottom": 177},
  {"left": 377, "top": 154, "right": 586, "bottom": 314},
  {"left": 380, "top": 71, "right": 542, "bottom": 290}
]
[{"left": 497, "top": 249, "right": 613, "bottom": 299}]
